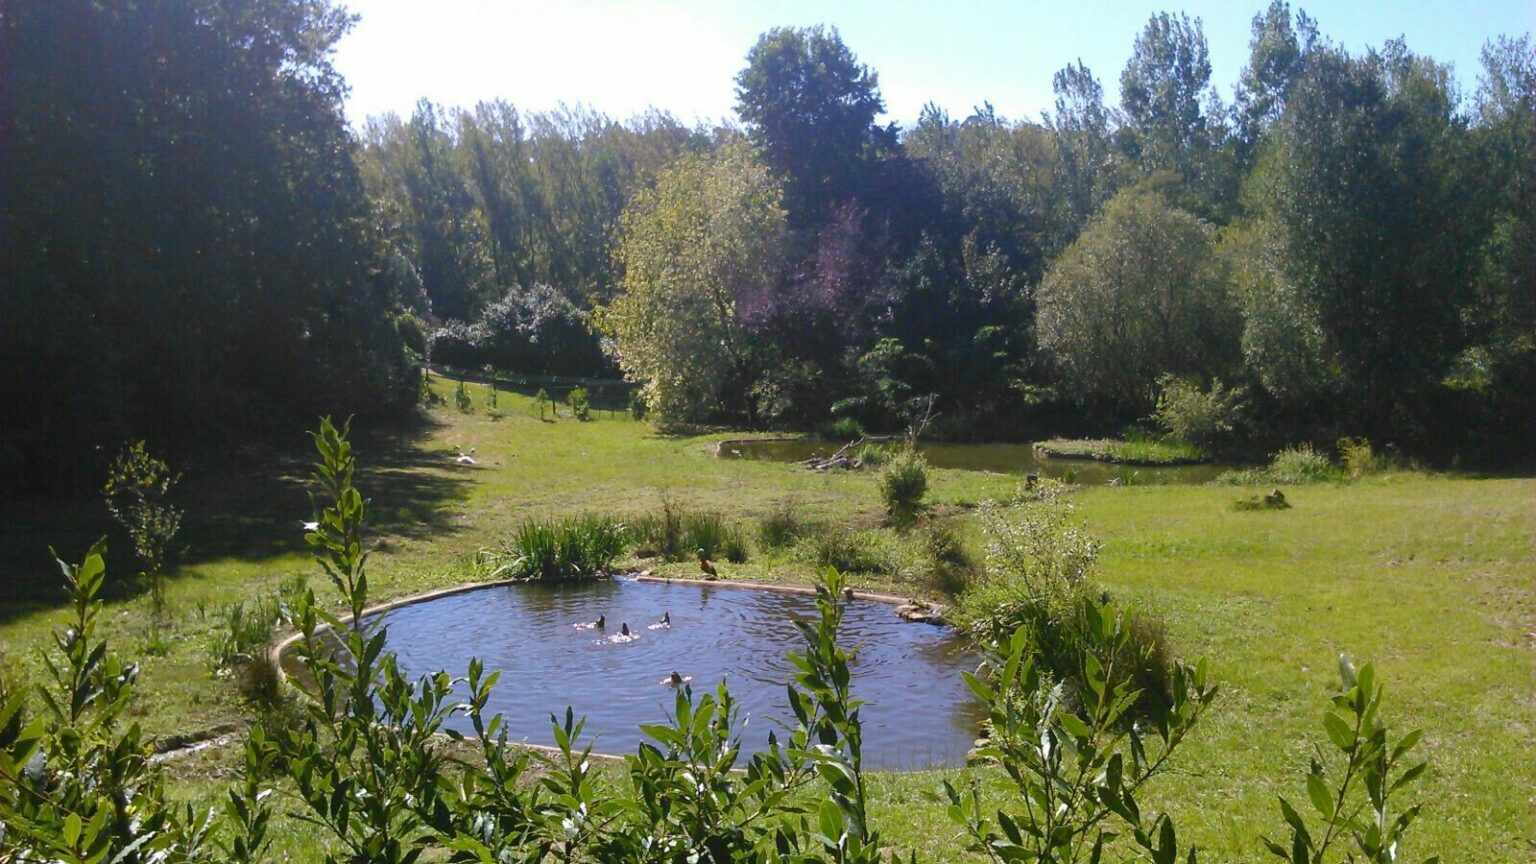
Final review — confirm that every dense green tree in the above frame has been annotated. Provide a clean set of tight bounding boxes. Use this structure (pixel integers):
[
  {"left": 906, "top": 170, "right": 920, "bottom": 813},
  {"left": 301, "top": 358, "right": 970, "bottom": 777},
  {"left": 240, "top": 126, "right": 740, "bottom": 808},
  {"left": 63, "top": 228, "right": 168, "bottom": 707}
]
[
  {"left": 1046, "top": 61, "right": 1120, "bottom": 241},
  {"left": 735, "top": 25, "right": 891, "bottom": 225},
  {"left": 1451, "top": 35, "right": 1536, "bottom": 452},
  {"left": 1244, "top": 41, "right": 1474, "bottom": 440},
  {"left": 0, "top": 0, "right": 412, "bottom": 492},
  {"left": 598, "top": 144, "right": 787, "bottom": 425},
  {"left": 361, "top": 102, "right": 497, "bottom": 322},
  {"left": 1220, "top": 221, "right": 1341, "bottom": 410},
  {"left": 1232, "top": 2, "right": 1318, "bottom": 156},
  {"left": 1119, "top": 13, "right": 1216, "bottom": 177},
  {"left": 1036, "top": 187, "right": 1239, "bottom": 412}
]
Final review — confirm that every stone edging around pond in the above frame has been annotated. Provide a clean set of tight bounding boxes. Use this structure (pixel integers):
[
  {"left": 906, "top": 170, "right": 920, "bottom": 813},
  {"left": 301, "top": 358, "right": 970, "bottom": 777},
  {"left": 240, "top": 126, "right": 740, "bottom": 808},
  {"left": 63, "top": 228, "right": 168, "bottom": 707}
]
[{"left": 265, "top": 572, "right": 951, "bottom": 763}]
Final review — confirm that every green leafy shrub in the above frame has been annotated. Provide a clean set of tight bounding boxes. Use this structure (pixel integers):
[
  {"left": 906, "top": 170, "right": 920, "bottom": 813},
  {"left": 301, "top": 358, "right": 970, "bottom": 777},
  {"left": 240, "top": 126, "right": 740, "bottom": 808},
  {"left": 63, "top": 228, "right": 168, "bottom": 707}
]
[
  {"left": 0, "top": 652, "right": 28, "bottom": 748},
  {"left": 1153, "top": 374, "right": 1243, "bottom": 448},
  {"left": 920, "top": 521, "right": 980, "bottom": 596},
  {"left": 799, "top": 525, "right": 891, "bottom": 575},
  {"left": 820, "top": 416, "right": 865, "bottom": 440},
  {"left": 567, "top": 385, "right": 591, "bottom": 421},
  {"left": 878, "top": 447, "right": 929, "bottom": 525},
  {"left": 417, "top": 371, "right": 443, "bottom": 406},
  {"left": 102, "top": 439, "right": 182, "bottom": 615},
  {"left": 483, "top": 383, "right": 501, "bottom": 419},
  {"left": 454, "top": 379, "right": 473, "bottom": 413},
  {"left": 0, "top": 543, "right": 214, "bottom": 859},
  {"left": 955, "top": 497, "right": 1177, "bottom": 716},
  {"left": 484, "top": 514, "right": 628, "bottom": 580},
  {"left": 628, "top": 387, "right": 647, "bottom": 420},
  {"left": 535, "top": 386, "right": 552, "bottom": 420}
]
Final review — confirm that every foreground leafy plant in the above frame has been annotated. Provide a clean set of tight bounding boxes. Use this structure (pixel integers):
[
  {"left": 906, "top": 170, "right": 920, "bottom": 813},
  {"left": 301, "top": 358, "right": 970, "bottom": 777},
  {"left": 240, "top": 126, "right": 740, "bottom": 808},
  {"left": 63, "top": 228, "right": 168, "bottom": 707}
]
[
  {"left": 940, "top": 602, "right": 1217, "bottom": 864},
  {"left": 1262, "top": 656, "right": 1435, "bottom": 864},
  {"left": 0, "top": 542, "right": 212, "bottom": 862}
]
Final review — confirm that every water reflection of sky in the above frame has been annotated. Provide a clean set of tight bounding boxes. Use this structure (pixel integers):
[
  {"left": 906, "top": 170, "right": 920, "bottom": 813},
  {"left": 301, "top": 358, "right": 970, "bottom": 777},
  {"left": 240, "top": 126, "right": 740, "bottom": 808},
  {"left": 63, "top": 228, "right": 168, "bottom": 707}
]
[{"left": 375, "top": 580, "right": 983, "bottom": 770}]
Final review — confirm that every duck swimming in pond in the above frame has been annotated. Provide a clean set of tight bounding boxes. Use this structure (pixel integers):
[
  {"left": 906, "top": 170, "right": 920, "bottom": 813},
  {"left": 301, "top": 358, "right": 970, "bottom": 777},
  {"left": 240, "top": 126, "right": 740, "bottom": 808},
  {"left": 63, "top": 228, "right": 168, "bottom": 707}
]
[
  {"left": 648, "top": 612, "right": 671, "bottom": 630},
  {"left": 609, "top": 623, "right": 637, "bottom": 643},
  {"left": 660, "top": 670, "right": 692, "bottom": 687},
  {"left": 574, "top": 614, "right": 606, "bottom": 630}
]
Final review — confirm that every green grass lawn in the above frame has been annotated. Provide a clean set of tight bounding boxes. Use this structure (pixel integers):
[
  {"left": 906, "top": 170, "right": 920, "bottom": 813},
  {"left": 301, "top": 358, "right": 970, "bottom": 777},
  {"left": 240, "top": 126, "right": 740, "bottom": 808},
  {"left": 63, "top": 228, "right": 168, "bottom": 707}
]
[{"left": 1, "top": 376, "right": 1532, "bottom": 861}]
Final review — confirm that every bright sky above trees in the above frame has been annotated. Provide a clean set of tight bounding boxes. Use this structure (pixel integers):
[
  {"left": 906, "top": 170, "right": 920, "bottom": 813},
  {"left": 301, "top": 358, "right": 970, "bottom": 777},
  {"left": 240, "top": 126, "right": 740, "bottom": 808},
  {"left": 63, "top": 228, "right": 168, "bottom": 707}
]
[{"left": 333, "top": 0, "right": 1529, "bottom": 127}]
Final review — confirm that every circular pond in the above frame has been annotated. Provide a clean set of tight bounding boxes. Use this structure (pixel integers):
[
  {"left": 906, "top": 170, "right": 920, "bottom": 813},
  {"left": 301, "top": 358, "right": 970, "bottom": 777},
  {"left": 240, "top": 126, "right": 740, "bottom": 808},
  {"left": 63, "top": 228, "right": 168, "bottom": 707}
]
[
  {"left": 366, "top": 578, "right": 982, "bottom": 770},
  {"left": 720, "top": 439, "right": 1230, "bottom": 485}
]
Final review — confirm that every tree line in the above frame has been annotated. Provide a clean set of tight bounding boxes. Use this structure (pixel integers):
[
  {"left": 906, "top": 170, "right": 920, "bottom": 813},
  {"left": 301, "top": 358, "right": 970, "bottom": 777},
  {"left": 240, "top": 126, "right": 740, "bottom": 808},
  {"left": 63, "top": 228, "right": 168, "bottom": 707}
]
[
  {"left": 357, "top": 5, "right": 1535, "bottom": 459},
  {"left": 3, "top": 0, "right": 1531, "bottom": 494}
]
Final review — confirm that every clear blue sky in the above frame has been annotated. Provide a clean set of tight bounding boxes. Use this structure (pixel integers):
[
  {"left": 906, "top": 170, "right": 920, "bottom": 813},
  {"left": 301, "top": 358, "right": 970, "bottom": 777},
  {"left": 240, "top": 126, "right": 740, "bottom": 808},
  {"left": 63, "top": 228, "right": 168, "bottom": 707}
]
[{"left": 333, "top": 0, "right": 1533, "bottom": 128}]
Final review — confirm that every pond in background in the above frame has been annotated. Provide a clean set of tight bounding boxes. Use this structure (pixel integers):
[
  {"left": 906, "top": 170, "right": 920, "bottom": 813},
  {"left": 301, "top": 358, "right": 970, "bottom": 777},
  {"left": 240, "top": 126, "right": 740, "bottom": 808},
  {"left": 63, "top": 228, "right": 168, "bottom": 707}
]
[
  {"left": 720, "top": 439, "right": 1231, "bottom": 485},
  {"left": 367, "top": 579, "right": 982, "bottom": 770}
]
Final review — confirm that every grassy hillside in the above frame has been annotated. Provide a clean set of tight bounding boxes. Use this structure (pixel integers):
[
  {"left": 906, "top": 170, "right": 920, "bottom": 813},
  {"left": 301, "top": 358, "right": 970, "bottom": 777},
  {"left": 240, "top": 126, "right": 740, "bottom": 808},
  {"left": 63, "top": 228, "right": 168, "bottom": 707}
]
[{"left": 1, "top": 376, "right": 1531, "bottom": 861}]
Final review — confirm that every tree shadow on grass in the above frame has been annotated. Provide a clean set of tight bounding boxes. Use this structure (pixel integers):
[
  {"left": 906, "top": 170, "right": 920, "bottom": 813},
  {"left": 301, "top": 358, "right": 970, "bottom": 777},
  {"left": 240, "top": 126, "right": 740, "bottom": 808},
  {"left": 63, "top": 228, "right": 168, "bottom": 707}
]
[{"left": 0, "top": 411, "right": 473, "bottom": 616}]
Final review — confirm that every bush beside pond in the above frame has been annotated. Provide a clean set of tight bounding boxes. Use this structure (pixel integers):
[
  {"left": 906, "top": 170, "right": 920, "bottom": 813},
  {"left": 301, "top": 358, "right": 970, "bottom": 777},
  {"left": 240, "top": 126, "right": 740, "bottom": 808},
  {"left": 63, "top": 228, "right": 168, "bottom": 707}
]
[
  {"left": 1035, "top": 435, "right": 1209, "bottom": 465},
  {"left": 481, "top": 514, "right": 628, "bottom": 580}
]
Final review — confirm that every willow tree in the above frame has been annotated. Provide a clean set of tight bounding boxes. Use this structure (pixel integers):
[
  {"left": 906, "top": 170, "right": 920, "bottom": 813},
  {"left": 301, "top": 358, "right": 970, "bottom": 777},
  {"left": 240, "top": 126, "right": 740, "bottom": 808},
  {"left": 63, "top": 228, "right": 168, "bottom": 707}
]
[
  {"left": 1035, "top": 186, "right": 1238, "bottom": 413},
  {"left": 598, "top": 143, "right": 786, "bottom": 426}
]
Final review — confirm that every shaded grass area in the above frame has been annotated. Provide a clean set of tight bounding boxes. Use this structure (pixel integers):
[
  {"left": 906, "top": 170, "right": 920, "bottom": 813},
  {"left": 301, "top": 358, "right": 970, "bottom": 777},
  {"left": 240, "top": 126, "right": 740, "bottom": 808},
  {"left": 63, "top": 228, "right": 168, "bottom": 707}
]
[{"left": 1, "top": 376, "right": 1533, "bottom": 861}]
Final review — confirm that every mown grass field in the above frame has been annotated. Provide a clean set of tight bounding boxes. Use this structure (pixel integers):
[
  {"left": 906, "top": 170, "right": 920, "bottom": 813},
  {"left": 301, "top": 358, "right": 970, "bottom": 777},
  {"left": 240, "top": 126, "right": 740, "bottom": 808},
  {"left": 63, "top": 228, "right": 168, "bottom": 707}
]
[{"left": 1, "top": 376, "right": 1532, "bottom": 861}]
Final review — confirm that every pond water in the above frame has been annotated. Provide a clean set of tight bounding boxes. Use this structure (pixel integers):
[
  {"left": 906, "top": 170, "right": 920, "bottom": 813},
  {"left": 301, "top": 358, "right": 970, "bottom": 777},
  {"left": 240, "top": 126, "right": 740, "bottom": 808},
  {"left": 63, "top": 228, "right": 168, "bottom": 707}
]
[
  {"left": 720, "top": 439, "right": 1230, "bottom": 485},
  {"left": 367, "top": 579, "right": 983, "bottom": 770}
]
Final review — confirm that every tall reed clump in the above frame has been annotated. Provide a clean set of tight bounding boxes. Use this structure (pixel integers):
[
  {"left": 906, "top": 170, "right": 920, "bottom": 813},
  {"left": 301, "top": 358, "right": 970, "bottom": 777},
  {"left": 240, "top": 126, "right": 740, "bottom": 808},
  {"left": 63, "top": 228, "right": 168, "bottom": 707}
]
[
  {"left": 757, "top": 503, "right": 818, "bottom": 549},
  {"left": 630, "top": 501, "right": 748, "bottom": 563},
  {"left": 1337, "top": 436, "right": 1381, "bottom": 479},
  {"left": 206, "top": 574, "right": 308, "bottom": 675},
  {"left": 682, "top": 511, "right": 748, "bottom": 563},
  {"left": 628, "top": 498, "right": 685, "bottom": 560},
  {"left": 483, "top": 514, "right": 627, "bottom": 581}
]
